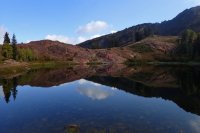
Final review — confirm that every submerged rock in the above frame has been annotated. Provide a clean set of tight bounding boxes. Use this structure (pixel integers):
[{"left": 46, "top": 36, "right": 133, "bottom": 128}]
[{"left": 65, "top": 124, "right": 80, "bottom": 133}]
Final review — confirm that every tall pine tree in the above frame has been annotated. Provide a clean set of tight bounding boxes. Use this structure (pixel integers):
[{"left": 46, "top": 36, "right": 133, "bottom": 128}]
[
  {"left": 2, "top": 32, "right": 13, "bottom": 58},
  {"left": 3, "top": 32, "right": 10, "bottom": 44},
  {"left": 12, "top": 34, "right": 17, "bottom": 60}
]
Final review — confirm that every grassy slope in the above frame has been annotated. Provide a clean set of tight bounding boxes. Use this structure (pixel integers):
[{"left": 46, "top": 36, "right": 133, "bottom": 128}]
[{"left": 125, "top": 35, "right": 179, "bottom": 63}]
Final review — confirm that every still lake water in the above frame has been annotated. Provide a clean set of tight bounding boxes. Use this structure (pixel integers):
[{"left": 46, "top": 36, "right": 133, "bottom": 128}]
[{"left": 0, "top": 65, "right": 200, "bottom": 133}]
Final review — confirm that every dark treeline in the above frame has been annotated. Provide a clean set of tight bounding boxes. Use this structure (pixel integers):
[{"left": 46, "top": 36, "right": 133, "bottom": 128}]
[
  {"left": 175, "top": 29, "right": 200, "bottom": 60},
  {"left": 1, "top": 32, "right": 36, "bottom": 61},
  {"left": 82, "top": 25, "right": 155, "bottom": 49}
]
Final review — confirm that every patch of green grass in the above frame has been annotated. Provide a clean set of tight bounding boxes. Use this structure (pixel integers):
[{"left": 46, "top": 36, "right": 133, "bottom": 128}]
[
  {"left": 125, "top": 59, "right": 144, "bottom": 66},
  {"left": 86, "top": 61, "right": 104, "bottom": 65},
  {"left": 30, "top": 62, "right": 57, "bottom": 69},
  {"left": 165, "top": 38, "right": 179, "bottom": 44},
  {"left": 30, "top": 61, "right": 76, "bottom": 69},
  {"left": 125, "top": 58, "right": 154, "bottom": 66},
  {"left": 131, "top": 44, "right": 153, "bottom": 53}
]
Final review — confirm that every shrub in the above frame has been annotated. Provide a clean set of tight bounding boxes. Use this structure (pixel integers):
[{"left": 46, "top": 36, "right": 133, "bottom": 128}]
[
  {"left": 2, "top": 43, "right": 13, "bottom": 59},
  {"left": 17, "top": 48, "right": 36, "bottom": 61},
  {"left": 131, "top": 44, "right": 153, "bottom": 53}
]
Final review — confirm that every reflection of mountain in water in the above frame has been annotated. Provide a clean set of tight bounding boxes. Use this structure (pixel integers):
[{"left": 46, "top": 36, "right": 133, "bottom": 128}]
[
  {"left": 0, "top": 65, "right": 200, "bottom": 116},
  {"left": 87, "top": 75, "right": 200, "bottom": 116}
]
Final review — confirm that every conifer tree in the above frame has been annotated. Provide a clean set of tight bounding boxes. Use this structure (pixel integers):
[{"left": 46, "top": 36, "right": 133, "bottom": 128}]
[
  {"left": 2, "top": 32, "right": 13, "bottom": 58},
  {"left": 3, "top": 32, "right": 10, "bottom": 44},
  {"left": 12, "top": 34, "right": 17, "bottom": 60}
]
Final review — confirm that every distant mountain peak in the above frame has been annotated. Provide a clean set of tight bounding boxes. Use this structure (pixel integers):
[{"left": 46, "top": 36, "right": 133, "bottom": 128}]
[{"left": 78, "top": 6, "right": 200, "bottom": 49}]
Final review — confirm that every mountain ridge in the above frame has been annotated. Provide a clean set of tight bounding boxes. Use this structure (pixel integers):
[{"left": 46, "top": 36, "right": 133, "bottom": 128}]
[{"left": 78, "top": 6, "right": 200, "bottom": 49}]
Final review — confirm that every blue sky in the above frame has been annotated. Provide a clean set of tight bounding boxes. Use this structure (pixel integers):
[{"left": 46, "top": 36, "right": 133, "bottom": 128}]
[{"left": 0, "top": 0, "right": 199, "bottom": 44}]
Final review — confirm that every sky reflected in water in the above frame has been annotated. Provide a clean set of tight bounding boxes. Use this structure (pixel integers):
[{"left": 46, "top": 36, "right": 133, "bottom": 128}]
[{"left": 0, "top": 78, "right": 200, "bottom": 133}]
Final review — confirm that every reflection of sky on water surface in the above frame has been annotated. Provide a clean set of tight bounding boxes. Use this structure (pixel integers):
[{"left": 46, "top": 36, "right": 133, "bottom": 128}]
[
  {"left": 0, "top": 86, "right": 3, "bottom": 97},
  {"left": 77, "top": 79, "right": 114, "bottom": 100},
  {"left": 0, "top": 79, "right": 200, "bottom": 133},
  {"left": 189, "top": 117, "right": 200, "bottom": 133}
]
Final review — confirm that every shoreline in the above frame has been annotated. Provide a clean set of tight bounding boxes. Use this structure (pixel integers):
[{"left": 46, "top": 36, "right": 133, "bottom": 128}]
[
  {"left": 126, "top": 61, "right": 200, "bottom": 66},
  {"left": 1, "top": 60, "right": 200, "bottom": 78},
  {"left": 0, "top": 61, "right": 76, "bottom": 78}
]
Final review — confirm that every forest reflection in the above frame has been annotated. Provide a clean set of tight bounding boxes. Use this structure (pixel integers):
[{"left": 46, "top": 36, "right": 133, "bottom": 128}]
[
  {"left": 0, "top": 65, "right": 200, "bottom": 116},
  {"left": 1, "top": 77, "right": 18, "bottom": 103}
]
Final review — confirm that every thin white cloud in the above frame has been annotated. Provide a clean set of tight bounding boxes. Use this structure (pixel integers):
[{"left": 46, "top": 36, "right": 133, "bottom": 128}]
[
  {"left": 45, "top": 34, "right": 75, "bottom": 44},
  {"left": 77, "top": 36, "right": 87, "bottom": 43},
  {"left": 110, "top": 30, "right": 117, "bottom": 34},
  {"left": 26, "top": 40, "right": 31, "bottom": 43},
  {"left": 76, "top": 34, "right": 104, "bottom": 43},
  {"left": 77, "top": 31, "right": 117, "bottom": 42},
  {"left": 44, "top": 34, "right": 106, "bottom": 45},
  {"left": 90, "top": 34, "right": 102, "bottom": 39},
  {"left": 0, "top": 26, "right": 6, "bottom": 44},
  {"left": 76, "top": 21, "right": 109, "bottom": 34},
  {"left": 77, "top": 34, "right": 104, "bottom": 43},
  {"left": 45, "top": 34, "right": 86, "bottom": 45},
  {"left": 45, "top": 21, "right": 116, "bottom": 44}
]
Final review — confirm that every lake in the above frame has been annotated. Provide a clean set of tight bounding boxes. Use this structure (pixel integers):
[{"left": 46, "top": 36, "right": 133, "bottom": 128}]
[{"left": 0, "top": 64, "right": 200, "bottom": 133}]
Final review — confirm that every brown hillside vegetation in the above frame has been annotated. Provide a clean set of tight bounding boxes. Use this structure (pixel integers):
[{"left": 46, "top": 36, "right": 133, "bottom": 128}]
[
  {"left": 19, "top": 40, "right": 128, "bottom": 63},
  {"left": 16, "top": 36, "right": 178, "bottom": 63},
  {"left": 127, "top": 36, "right": 178, "bottom": 61}
]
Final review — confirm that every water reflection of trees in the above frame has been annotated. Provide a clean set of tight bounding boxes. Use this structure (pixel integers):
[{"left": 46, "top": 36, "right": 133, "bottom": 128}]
[
  {"left": 87, "top": 67, "right": 200, "bottom": 116},
  {"left": 1, "top": 66, "right": 200, "bottom": 115},
  {"left": 1, "top": 77, "right": 18, "bottom": 103},
  {"left": 173, "top": 67, "right": 200, "bottom": 96}
]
